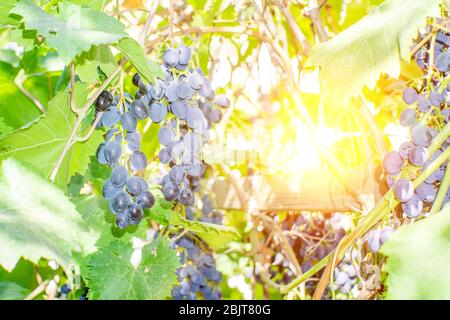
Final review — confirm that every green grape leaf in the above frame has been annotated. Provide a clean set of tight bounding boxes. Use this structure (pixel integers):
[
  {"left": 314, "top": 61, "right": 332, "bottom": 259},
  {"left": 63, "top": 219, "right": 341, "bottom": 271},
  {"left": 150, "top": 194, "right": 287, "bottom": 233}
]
[
  {"left": 11, "top": 0, "right": 127, "bottom": 64},
  {"left": 68, "top": 0, "right": 112, "bottom": 10},
  {"left": 75, "top": 45, "right": 117, "bottom": 84},
  {"left": 0, "top": 62, "right": 49, "bottom": 130},
  {"left": 306, "top": 0, "right": 440, "bottom": 109},
  {"left": 380, "top": 207, "right": 450, "bottom": 299},
  {"left": 0, "top": 158, "right": 97, "bottom": 272},
  {"left": 0, "top": 82, "right": 104, "bottom": 188},
  {"left": 0, "top": 282, "right": 28, "bottom": 300},
  {"left": 0, "top": 118, "right": 12, "bottom": 140},
  {"left": 83, "top": 239, "right": 180, "bottom": 300},
  {"left": 0, "top": 0, "right": 19, "bottom": 27},
  {"left": 73, "top": 195, "right": 148, "bottom": 248},
  {"left": 115, "top": 37, "right": 164, "bottom": 83},
  {"left": 149, "top": 192, "right": 240, "bottom": 250}
]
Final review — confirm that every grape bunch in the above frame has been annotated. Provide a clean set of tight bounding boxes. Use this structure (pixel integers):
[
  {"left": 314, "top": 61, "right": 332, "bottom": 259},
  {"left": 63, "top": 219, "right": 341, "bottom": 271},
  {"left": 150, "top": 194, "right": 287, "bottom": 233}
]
[
  {"left": 171, "top": 236, "right": 222, "bottom": 300},
  {"left": 332, "top": 251, "right": 359, "bottom": 295},
  {"left": 383, "top": 26, "right": 450, "bottom": 219},
  {"left": 130, "top": 43, "right": 229, "bottom": 207},
  {"left": 95, "top": 90, "right": 155, "bottom": 229},
  {"left": 365, "top": 227, "right": 393, "bottom": 253}
]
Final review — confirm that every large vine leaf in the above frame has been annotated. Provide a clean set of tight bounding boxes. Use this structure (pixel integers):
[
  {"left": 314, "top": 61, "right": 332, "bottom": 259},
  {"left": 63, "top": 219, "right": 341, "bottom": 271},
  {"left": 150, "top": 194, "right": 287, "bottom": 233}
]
[
  {"left": 68, "top": 0, "right": 112, "bottom": 10},
  {"left": 0, "top": 62, "right": 50, "bottom": 130},
  {"left": 0, "top": 158, "right": 97, "bottom": 272},
  {"left": 83, "top": 239, "right": 180, "bottom": 300},
  {"left": 380, "top": 207, "right": 450, "bottom": 299},
  {"left": 0, "top": 282, "right": 29, "bottom": 300},
  {"left": 11, "top": 0, "right": 127, "bottom": 64},
  {"left": 149, "top": 192, "right": 240, "bottom": 250},
  {"left": 75, "top": 45, "right": 117, "bottom": 84},
  {"left": 115, "top": 37, "right": 164, "bottom": 83},
  {"left": 74, "top": 195, "right": 148, "bottom": 248},
  {"left": 306, "top": 0, "right": 441, "bottom": 108},
  {"left": 0, "top": 83, "right": 104, "bottom": 188}
]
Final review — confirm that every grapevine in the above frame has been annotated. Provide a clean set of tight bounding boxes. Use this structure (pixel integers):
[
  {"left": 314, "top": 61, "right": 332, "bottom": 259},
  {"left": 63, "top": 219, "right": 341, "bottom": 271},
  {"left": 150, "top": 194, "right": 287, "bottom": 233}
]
[{"left": 0, "top": 0, "right": 448, "bottom": 303}]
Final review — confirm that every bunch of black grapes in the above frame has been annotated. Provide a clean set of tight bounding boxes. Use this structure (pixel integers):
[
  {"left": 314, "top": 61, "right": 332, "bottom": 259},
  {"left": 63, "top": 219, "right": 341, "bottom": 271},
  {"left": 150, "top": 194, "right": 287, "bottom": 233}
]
[
  {"left": 132, "top": 43, "right": 230, "bottom": 206},
  {"left": 171, "top": 236, "right": 222, "bottom": 300},
  {"left": 383, "top": 25, "right": 450, "bottom": 219},
  {"left": 95, "top": 90, "right": 155, "bottom": 229}
]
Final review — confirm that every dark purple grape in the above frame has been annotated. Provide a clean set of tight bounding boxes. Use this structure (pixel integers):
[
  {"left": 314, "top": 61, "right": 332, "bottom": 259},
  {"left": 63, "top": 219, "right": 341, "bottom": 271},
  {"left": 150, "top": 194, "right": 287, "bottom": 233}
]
[
  {"left": 158, "top": 148, "right": 171, "bottom": 164},
  {"left": 136, "top": 191, "right": 155, "bottom": 208},
  {"left": 399, "top": 141, "right": 414, "bottom": 159},
  {"left": 176, "top": 81, "right": 193, "bottom": 99},
  {"left": 126, "top": 176, "right": 144, "bottom": 196},
  {"left": 417, "top": 95, "right": 431, "bottom": 113},
  {"left": 104, "top": 141, "right": 122, "bottom": 164},
  {"left": 130, "top": 99, "right": 148, "bottom": 120},
  {"left": 130, "top": 151, "right": 147, "bottom": 171},
  {"left": 393, "top": 178, "right": 414, "bottom": 202},
  {"left": 170, "top": 165, "right": 185, "bottom": 184},
  {"left": 96, "top": 142, "right": 108, "bottom": 165},
  {"left": 399, "top": 108, "right": 416, "bottom": 127},
  {"left": 402, "top": 194, "right": 423, "bottom": 218},
  {"left": 411, "top": 125, "right": 433, "bottom": 147},
  {"left": 165, "top": 81, "right": 179, "bottom": 102},
  {"left": 149, "top": 79, "right": 166, "bottom": 101},
  {"left": 96, "top": 90, "right": 113, "bottom": 112},
  {"left": 430, "top": 91, "right": 444, "bottom": 106},
  {"left": 186, "top": 107, "right": 204, "bottom": 130},
  {"left": 178, "top": 44, "right": 191, "bottom": 65},
  {"left": 101, "top": 107, "right": 121, "bottom": 128},
  {"left": 102, "top": 179, "right": 121, "bottom": 198},
  {"left": 125, "top": 131, "right": 140, "bottom": 152},
  {"left": 383, "top": 151, "right": 404, "bottom": 174},
  {"left": 215, "top": 94, "right": 230, "bottom": 108},
  {"left": 111, "top": 165, "right": 129, "bottom": 188},
  {"left": 409, "top": 146, "right": 429, "bottom": 166},
  {"left": 121, "top": 112, "right": 137, "bottom": 132},
  {"left": 209, "top": 108, "right": 222, "bottom": 123},
  {"left": 111, "top": 191, "right": 130, "bottom": 212},
  {"left": 416, "top": 182, "right": 437, "bottom": 203},
  {"left": 402, "top": 87, "right": 417, "bottom": 105},
  {"left": 116, "top": 211, "right": 130, "bottom": 229},
  {"left": 158, "top": 126, "right": 175, "bottom": 146},
  {"left": 178, "top": 188, "right": 194, "bottom": 206},
  {"left": 127, "top": 204, "right": 144, "bottom": 225},
  {"left": 170, "top": 101, "right": 188, "bottom": 120},
  {"left": 163, "top": 181, "right": 179, "bottom": 201},
  {"left": 132, "top": 73, "right": 140, "bottom": 87},
  {"left": 435, "top": 51, "right": 450, "bottom": 72},
  {"left": 188, "top": 71, "right": 204, "bottom": 90},
  {"left": 162, "top": 48, "right": 179, "bottom": 67},
  {"left": 149, "top": 102, "right": 167, "bottom": 123}
]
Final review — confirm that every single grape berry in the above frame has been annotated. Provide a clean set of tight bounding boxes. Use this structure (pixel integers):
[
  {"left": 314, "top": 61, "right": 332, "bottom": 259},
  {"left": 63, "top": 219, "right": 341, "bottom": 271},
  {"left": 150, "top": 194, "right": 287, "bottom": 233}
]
[
  {"left": 132, "top": 72, "right": 141, "bottom": 87},
  {"left": 136, "top": 191, "right": 155, "bottom": 208},
  {"left": 393, "top": 178, "right": 414, "bottom": 202},
  {"left": 96, "top": 90, "right": 114, "bottom": 112},
  {"left": 128, "top": 205, "right": 144, "bottom": 225}
]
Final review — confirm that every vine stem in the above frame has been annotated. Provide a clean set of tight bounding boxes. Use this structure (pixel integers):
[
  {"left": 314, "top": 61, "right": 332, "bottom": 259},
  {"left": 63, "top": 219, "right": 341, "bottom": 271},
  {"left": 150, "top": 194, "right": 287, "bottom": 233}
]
[
  {"left": 274, "top": 1, "right": 311, "bottom": 55},
  {"left": 430, "top": 162, "right": 450, "bottom": 214},
  {"left": 279, "top": 122, "right": 450, "bottom": 296},
  {"left": 15, "top": 70, "right": 46, "bottom": 113},
  {"left": 49, "top": 59, "right": 126, "bottom": 182}
]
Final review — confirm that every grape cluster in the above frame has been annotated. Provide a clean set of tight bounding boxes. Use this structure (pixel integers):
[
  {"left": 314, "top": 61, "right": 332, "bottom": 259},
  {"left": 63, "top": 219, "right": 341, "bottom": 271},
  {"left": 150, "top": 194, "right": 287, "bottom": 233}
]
[
  {"left": 131, "top": 43, "right": 229, "bottom": 207},
  {"left": 171, "top": 236, "right": 222, "bottom": 300},
  {"left": 383, "top": 27, "right": 450, "bottom": 218},
  {"left": 95, "top": 91, "right": 155, "bottom": 229},
  {"left": 333, "top": 251, "right": 359, "bottom": 294},
  {"left": 365, "top": 227, "right": 393, "bottom": 253}
]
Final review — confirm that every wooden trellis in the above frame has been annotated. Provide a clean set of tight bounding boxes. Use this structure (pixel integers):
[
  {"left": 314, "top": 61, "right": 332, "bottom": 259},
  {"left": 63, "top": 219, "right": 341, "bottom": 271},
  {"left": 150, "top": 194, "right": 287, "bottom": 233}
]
[{"left": 211, "top": 169, "right": 383, "bottom": 212}]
